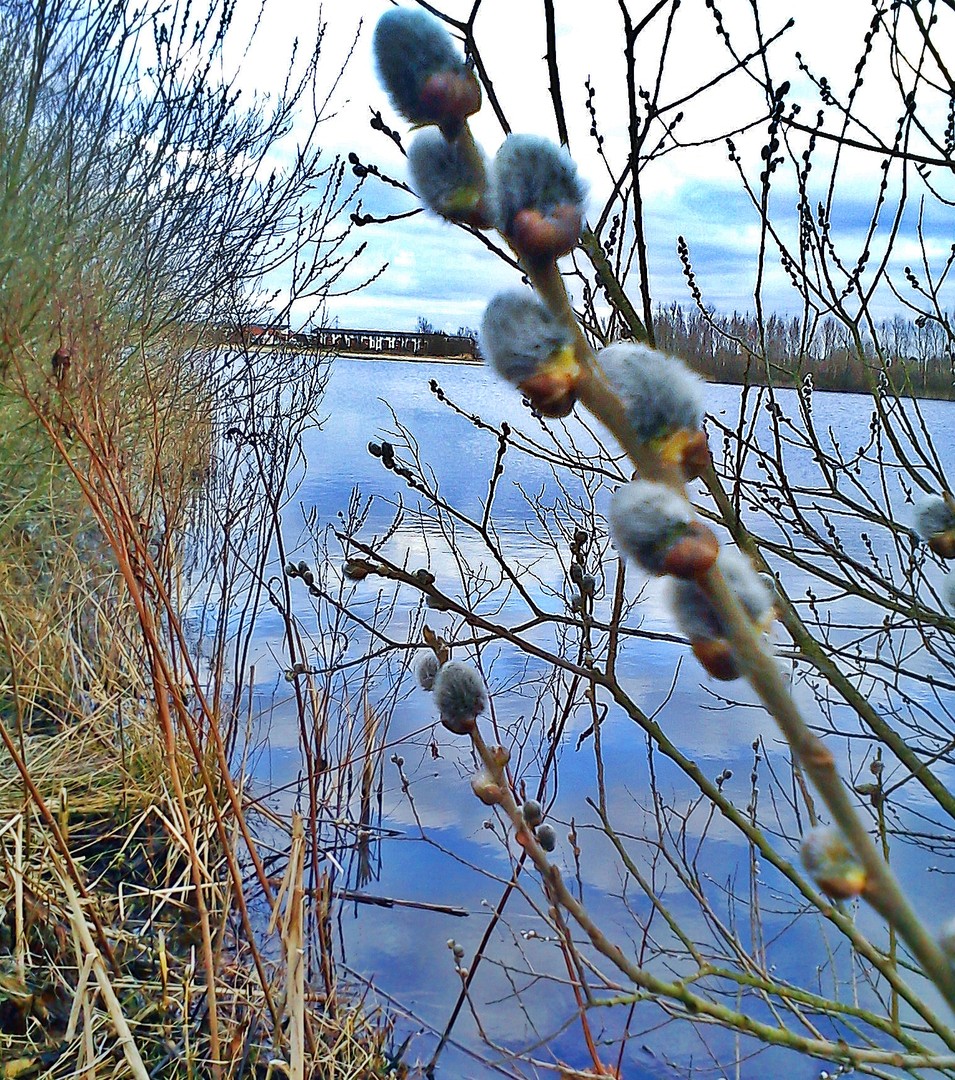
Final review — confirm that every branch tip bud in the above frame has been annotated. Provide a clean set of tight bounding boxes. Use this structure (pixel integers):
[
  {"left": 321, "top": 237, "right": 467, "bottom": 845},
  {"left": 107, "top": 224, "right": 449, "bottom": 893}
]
[
  {"left": 373, "top": 9, "right": 480, "bottom": 132},
  {"left": 432, "top": 659, "right": 487, "bottom": 734},
  {"left": 800, "top": 826, "right": 867, "bottom": 900}
]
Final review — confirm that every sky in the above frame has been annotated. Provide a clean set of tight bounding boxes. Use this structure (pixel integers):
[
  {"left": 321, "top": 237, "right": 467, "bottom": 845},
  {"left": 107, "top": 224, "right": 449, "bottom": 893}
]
[{"left": 234, "top": 1, "right": 955, "bottom": 334}]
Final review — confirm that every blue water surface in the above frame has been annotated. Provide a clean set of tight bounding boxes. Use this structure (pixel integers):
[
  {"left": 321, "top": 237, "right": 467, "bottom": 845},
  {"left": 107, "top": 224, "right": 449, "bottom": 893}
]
[{"left": 231, "top": 355, "right": 955, "bottom": 1080}]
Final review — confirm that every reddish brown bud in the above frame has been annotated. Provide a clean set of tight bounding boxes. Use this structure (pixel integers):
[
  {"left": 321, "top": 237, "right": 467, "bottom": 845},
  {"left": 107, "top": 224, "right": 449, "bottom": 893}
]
[
  {"left": 419, "top": 69, "right": 482, "bottom": 132},
  {"left": 511, "top": 204, "right": 582, "bottom": 261},
  {"left": 928, "top": 531, "right": 955, "bottom": 559},
  {"left": 343, "top": 559, "right": 376, "bottom": 581},
  {"left": 654, "top": 426, "right": 711, "bottom": 480},
  {"left": 440, "top": 712, "right": 476, "bottom": 735},
  {"left": 660, "top": 522, "right": 720, "bottom": 580},
  {"left": 691, "top": 638, "right": 740, "bottom": 681},
  {"left": 679, "top": 429, "right": 712, "bottom": 480},
  {"left": 517, "top": 346, "right": 580, "bottom": 417},
  {"left": 471, "top": 770, "right": 504, "bottom": 805},
  {"left": 518, "top": 376, "right": 577, "bottom": 416}
]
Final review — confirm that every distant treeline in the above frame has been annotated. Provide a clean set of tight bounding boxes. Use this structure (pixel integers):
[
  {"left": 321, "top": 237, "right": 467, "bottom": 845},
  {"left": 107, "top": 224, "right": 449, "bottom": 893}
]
[{"left": 652, "top": 305, "right": 955, "bottom": 399}]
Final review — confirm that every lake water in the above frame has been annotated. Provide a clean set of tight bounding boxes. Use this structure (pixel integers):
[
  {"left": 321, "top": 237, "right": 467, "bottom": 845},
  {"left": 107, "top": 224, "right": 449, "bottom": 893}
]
[{"left": 230, "top": 355, "right": 955, "bottom": 1080}]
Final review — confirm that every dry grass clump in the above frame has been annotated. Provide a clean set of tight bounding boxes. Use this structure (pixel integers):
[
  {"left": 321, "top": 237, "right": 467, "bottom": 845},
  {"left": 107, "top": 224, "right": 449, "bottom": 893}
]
[
  {"left": 0, "top": 297, "right": 397, "bottom": 1080},
  {"left": 0, "top": 0, "right": 401, "bottom": 1071},
  {"left": 0, "top": 332, "right": 401, "bottom": 1075},
  {"left": 0, "top": 713, "right": 167, "bottom": 817},
  {"left": 0, "top": 794, "right": 399, "bottom": 1078}
]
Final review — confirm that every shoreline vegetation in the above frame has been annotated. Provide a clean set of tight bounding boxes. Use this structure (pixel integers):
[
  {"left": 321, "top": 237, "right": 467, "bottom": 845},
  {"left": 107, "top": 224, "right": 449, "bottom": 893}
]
[
  {"left": 0, "top": 0, "right": 398, "bottom": 1074},
  {"left": 0, "top": 337, "right": 400, "bottom": 1076},
  {"left": 235, "top": 305, "right": 955, "bottom": 398}
]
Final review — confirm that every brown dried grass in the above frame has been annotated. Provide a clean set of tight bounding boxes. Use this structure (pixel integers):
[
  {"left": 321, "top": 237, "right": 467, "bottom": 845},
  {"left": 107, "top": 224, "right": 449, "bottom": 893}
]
[{"left": 0, "top": 329, "right": 395, "bottom": 1078}]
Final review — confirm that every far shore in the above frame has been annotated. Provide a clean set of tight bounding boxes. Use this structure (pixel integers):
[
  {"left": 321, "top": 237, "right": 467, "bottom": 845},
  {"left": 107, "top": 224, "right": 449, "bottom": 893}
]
[
  {"left": 325, "top": 348, "right": 482, "bottom": 366},
  {"left": 265, "top": 345, "right": 955, "bottom": 400}
]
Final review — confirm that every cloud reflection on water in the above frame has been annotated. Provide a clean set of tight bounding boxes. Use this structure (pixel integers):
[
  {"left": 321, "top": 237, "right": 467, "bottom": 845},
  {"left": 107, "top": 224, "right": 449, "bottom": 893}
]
[{"left": 239, "top": 355, "right": 955, "bottom": 1079}]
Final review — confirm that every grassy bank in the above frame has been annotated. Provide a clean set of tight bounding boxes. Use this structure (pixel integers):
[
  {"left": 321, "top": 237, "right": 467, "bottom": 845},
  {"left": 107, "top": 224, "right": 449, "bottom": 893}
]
[
  {"left": 0, "top": 0, "right": 394, "bottom": 1074},
  {"left": 0, "top": 328, "right": 403, "bottom": 1075}
]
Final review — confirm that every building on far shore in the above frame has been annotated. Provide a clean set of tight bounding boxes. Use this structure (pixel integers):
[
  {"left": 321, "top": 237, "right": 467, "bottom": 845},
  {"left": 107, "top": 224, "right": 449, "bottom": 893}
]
[
  {"left": 309, "top": 327, "right": 478, "bottom": 359},
  {"left": 218, "top": 324, "right": 479, "bottom": 358}
]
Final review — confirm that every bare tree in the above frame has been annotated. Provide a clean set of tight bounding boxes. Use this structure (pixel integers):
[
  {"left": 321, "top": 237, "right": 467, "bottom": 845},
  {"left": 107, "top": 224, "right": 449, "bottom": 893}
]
[{"left": 297, "top": 3, "right": 955, "bottom": 1077}]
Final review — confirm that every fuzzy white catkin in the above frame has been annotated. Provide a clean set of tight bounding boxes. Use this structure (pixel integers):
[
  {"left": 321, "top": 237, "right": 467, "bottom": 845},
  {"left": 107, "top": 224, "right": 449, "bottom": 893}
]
[
  {"left": 432, "top": 660, "right": 487, "bottom": 731},
  {"left": 408, "top": 129, "right": 489, "bottom": 219},
  {"left": 480, "top": 290, "right": 572, "bottom": 385},
  {"left": 373, "top": 9, "right": 468, "bottom": 124},
  {"left": 609, "top": 480, "right": 694, "bottom": 573},
  {"left": 913, "top": 494, "right": 955, "bottom": 539},
  {"left": 535, "top": 823, "right": 557, "bottom": 852},
  {"left": 669, "top": 548, "right": 773, "bottom": 641},
  {"left": 415, "top": 651, "right": 440, "bottom": 691},
  {"left": 492, "top": 134, "right": 586, "bottom": 234},
  {"left": 598, "top": 342, "right": 704, "bottom": 442}
]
